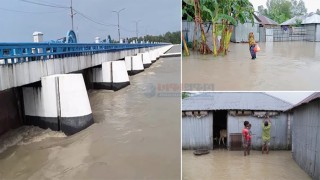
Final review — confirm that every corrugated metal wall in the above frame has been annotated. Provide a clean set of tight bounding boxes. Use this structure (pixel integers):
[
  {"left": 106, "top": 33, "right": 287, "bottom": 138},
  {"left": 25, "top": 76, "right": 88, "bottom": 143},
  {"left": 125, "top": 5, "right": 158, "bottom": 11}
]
[
  {"left": 182, "top": 21, "right": 197, "bottom": 43},
  {"left": 259, "top": 27, "right": 266, "bottom": 42},
  {"left": 182, "top": 20, "right": 219, "bottom": 51},
  {"left": 305, "top": 24, "right": 316, "bottom": 42},
  {"left": 266, "top": 28, "right": 274, "bottom": 41},
  {"left": 231, "top": 23, "right": 260, "bottom": 43},
  {"left": 316, "top": 24, "right": 320, "bottom": 42},
  {"left": 227, "top": 113, "right": 289, "bottom": 150},
  {"left": 182, "top": 21, "right": 212, "bottom": 43},
  {"left": 182, "top": 112, "right": 213, "bottom": 150},
  {"left": 292, "top": 99, "right": 320, "bottom": 179}
]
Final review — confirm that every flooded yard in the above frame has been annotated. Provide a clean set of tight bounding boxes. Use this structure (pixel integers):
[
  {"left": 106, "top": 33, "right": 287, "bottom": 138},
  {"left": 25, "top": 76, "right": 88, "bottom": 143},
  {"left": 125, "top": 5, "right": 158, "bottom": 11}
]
[
  {"left": 182, "top": 150, "right": 311, "bottom": 180},
  {"left": 182, "top": 42, "right": 320, "bottom": 91}
]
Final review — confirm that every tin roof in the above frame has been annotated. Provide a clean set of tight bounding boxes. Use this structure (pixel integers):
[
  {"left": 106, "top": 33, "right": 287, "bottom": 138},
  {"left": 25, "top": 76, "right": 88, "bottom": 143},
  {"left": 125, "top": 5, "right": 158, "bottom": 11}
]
[
  {"left": 182, "top": 92, "right": 292, "bottom": 111},
  {"left": 288, "top": 92, "right": 320, "bottom": 110},
  {"left": 281, "top": 13, "right": 320, "bottom": 25},
  {"left": 281, "top": 15, "right": 305, "bottom": 26},
  {"left": 257, "top": 15, "right": 278, "bottom": 25},
  {"left": 302, "top": 13, "right": 320, "bottom": 24}
]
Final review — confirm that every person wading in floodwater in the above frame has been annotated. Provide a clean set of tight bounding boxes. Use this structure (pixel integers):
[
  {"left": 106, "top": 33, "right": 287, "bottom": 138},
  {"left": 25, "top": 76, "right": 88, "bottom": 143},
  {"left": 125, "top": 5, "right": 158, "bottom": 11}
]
[
  {"left": 242, "top": 121, "right": 250, "bottom": 156},
  {"left": 262, "top": 115, "right": 272, "bottom": 154},
  {"left": 248, "top": 32, "right": 256, "bottom": 60}
]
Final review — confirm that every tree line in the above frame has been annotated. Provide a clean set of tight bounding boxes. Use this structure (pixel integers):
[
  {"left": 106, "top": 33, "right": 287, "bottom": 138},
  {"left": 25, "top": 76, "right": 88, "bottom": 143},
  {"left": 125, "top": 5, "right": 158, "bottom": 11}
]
[
  {"left": 129, "top": 31, "right": 181, "bottom": 44},
  {"left": 258, "top": 0, "right": 318, "bottom": 24}
]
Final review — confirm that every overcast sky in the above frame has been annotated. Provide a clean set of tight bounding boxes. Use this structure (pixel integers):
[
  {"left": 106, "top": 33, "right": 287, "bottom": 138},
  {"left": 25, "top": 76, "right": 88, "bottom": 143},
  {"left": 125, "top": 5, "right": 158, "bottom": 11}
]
[
  {"left": 0, "top": 0, "right": 180, "bottom": 43},
  {"left": 266, "top": 92, "right": 314, "bottom": 104},
  {"left": 250, "top": 0, "right": 320, "bottom": 13}
]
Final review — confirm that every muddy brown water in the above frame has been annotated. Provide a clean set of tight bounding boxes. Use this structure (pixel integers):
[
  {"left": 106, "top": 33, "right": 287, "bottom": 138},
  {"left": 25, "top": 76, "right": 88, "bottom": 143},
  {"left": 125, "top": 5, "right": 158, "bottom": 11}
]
[
  {"left": 182, "top": 42, "right": 320, "bottom": 91},
  {"left": 183, "top": 150, "right": 311, "bottom": 180},
  {"left": 0, "top": 55, "right": 181, "bottom": 179}
]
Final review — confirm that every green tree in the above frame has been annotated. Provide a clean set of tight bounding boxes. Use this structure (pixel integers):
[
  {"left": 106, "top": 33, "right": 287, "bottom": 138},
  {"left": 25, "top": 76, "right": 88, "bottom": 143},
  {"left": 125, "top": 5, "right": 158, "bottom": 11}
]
[
  {"left": 291, "top": 0, "right": 307, "bottom": 16},
  {"left": 217, "top": 0, "right": 255, "bottom": 55},
  {"left": 136, "top": 31, "right": 181, "bottom": 44},
  {"left": 258, "top": 5, "right": 267, "bottom": 15},
  {"left": 266, "top": 0, "right": 292, "bottom": 23}
]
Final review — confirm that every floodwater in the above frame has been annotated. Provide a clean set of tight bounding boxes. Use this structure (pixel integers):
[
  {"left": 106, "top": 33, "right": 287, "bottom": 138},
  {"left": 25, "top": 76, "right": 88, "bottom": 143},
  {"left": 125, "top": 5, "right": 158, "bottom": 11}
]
[
  {"left": 0, "top": 50, "right": 181, "bottom": 179},
  {"left": 182, "top": 42, "right": 320, "bottom": 91},
  {"left": 182, "top": 150, "right": 311, "bottom": 180}
]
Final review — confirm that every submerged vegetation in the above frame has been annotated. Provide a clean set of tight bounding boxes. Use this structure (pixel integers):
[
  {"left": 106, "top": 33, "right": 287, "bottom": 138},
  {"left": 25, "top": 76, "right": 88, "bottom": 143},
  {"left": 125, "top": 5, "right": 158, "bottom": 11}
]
[{"left": 182, "top": 0, "right": 255, "bottom": 56}]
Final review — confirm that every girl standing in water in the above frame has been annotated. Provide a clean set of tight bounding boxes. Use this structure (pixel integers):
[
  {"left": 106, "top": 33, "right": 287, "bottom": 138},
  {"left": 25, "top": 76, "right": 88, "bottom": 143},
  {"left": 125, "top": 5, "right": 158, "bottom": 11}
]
[{"left": 248, "top": 32, "right": 256, "bottom": 59}]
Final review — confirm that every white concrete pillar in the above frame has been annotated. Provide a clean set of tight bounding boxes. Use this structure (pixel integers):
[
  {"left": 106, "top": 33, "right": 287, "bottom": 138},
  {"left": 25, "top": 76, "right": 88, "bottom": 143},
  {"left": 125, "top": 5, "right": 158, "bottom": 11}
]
[
  {"left": 125, "top": 55, "right": 144, "bottom": 75},
  {"left": 92, "top": 61, "right": 130, "bottom": 91},
  {"left": 23, "top": 74, "right": 93, "bottom": 135},
  {"left": 137, "top": 53, "right": 152, "bottom": 67},
  {"left": 149, "top": 50, "right": 157, "bottom": 62}
]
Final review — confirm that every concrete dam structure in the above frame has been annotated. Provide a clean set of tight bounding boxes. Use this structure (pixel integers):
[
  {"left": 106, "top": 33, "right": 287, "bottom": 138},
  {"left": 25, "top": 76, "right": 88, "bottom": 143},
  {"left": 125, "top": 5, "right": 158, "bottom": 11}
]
[{"left": 0, "top": 42, "right": 175, "bottom": 135}]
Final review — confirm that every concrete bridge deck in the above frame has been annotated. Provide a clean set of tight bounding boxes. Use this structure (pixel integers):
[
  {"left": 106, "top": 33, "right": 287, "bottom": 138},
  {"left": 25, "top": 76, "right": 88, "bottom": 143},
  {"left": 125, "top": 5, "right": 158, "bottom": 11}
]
[{"left": 0, "top": 43, "right": 169, "bottom": 91}]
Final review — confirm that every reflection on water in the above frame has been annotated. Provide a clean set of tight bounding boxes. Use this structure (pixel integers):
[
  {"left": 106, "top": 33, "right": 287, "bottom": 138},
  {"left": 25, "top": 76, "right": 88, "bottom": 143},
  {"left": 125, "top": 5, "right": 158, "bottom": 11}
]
[
  {"left": 0, "top": 52, "right": 181, "bottom": 179},
  {"left": 182, "top": 150, "right": 311, "bottom": 180},
  {"left": 182, "top": 42, "right": 320, "bottom": 91}
]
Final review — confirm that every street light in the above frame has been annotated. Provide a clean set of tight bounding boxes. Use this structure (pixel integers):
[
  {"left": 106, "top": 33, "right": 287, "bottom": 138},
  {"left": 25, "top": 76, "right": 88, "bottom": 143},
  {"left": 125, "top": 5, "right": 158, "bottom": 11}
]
[
  {"left": 112, "top": 8, "right": 125, "bottom": 42},
  {"left": 133, "top": 20, "right": 141, "bottom": 41}
]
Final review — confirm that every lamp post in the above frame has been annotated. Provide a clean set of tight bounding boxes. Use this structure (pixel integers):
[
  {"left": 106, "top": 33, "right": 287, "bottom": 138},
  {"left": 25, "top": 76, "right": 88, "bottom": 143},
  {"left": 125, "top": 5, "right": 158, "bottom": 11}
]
[
  {"left": 134, "top": 20, "right": 141, "bottom": 41},
  {"left": 112, "top": 8, "right": 125, "bottom": 42}
]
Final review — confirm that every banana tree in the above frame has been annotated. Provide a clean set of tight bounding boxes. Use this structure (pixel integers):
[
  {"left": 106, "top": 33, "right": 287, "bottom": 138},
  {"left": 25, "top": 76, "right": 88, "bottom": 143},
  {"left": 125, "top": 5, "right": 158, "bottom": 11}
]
[
  {"left": 182, "top": 33, "right": 190, "bottom": 56},
  {"left": 183, "top": 0, "right": 211, "bottom": 54},
  {"left": 182, "top": 0, "right": 195, "bottom": 51},
  {"left": 202, "top": 0, "right": 236, "bottom": 56},
  {"left": 182, "top": 1, "right": 194, "bottom": 56},
  {"left": 219, "top": 0, "right": 255, "bottom": 55},
  {"left": 194, "top": 0, "right": 211, "bottom": 54}
]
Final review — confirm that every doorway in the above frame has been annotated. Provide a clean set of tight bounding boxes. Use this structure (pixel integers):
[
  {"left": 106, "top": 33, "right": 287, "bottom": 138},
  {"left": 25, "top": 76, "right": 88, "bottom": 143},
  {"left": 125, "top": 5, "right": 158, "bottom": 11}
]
[{"left": 213, "top": 110, "right": 228, "bottom": 149}]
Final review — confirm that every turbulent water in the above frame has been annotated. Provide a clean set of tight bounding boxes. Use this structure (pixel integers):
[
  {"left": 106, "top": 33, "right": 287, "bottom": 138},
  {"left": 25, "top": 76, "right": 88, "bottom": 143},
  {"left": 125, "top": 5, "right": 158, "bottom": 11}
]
[
  {"left": 0, "top": 49, "right": 181, "bottom": 179},
  {"left": 182, "top": 42, "right": 320, "bottom": 91},
  {"left": 182, "top": 150, "right": 311, "bottom": 180}
]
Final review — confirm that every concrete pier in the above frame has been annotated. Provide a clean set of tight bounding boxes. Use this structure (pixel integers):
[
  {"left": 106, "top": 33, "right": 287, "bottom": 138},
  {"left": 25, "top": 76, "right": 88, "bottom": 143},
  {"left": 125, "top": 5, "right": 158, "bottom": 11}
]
[
  {"left": 92, "top": 61, "right": 130, "bottom": 91},
  {"left": 23, "top": 74, "right": 93, "bottom": 135},
  {"left": 138, "top": 53, "right": 152, "bottom": 68},
  {"left": 0, "top": 88, "right": 23, "bottom": 136},
  {"left": 125, "top": 55, "right": 144, "bottom": 75}
]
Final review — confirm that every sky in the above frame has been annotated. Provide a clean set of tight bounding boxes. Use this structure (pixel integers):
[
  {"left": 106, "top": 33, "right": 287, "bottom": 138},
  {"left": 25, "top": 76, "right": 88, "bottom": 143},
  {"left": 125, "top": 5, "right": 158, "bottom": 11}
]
[
  {"left": 0, "top": 0, "right": 181, "bottom": 43},
  {"left": 250, "top": 0, "right": 320, "bottom": 13},
  {"left": 266, "top": 92, "right": 314, "bottom": 104}
]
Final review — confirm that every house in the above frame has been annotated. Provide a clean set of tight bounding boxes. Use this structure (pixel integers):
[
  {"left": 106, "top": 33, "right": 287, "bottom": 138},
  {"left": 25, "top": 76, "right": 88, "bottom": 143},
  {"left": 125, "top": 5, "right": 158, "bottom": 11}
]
[
  {"left": 280, "top": 13, "right": 320, "bottom": 42},
  {"left": 256, "top": 14, "right": 279, "bottom": 42},
  {"left": 286, "top": 92, "right": 320, "bottom": 179},
  {"left": 302, "top": 13, "right": 320, "bottom": 42},
  {"left": 182, "top": 92, "right": 292, "bottom": 150},
  {"left": 257, "top": 14, "right": 279, "bottom": 28}
]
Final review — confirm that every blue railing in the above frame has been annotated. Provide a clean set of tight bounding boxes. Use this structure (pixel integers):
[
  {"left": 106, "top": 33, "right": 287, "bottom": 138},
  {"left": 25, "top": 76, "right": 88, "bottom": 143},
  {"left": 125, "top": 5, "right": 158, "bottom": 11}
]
[{"left": 0, "top": 42, "right": 166, "bottom": 65}]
